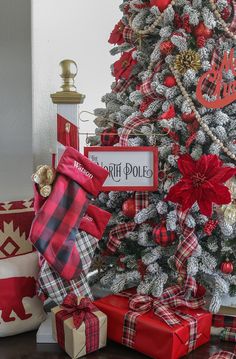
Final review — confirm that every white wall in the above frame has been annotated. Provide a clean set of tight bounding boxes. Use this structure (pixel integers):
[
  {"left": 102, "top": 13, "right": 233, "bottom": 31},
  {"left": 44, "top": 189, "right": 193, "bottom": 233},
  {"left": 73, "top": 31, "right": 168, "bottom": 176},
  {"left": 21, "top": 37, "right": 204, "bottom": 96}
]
[
  {"left": 32, "top": 0, "right": 121, "bottom": 165},
  {"left": 0, "top": 0, "right": 32, "bottom": 201}
]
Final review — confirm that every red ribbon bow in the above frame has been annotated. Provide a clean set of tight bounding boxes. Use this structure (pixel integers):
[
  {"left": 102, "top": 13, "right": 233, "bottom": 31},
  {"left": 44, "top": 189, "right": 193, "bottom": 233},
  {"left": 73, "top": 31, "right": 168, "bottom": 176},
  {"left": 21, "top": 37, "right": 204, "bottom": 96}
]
[
  {"left": 128, "top": 284, "right": 205, "bottom": 327},
  {"left": 122, "top": 284, "right": 205, "bottom": 353},
  {"left": 60, "top": 293, "right": 97, "bottom": 329},
  {"left": 56, "top": 294, "right": 100, "bottom": 353}
]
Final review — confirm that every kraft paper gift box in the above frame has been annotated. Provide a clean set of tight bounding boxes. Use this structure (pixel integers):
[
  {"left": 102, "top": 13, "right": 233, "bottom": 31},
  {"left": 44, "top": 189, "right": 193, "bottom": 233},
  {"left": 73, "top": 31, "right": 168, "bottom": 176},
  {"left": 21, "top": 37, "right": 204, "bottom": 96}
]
[{"left": 51, "top": 294, "right": 107, "bottom": 359}]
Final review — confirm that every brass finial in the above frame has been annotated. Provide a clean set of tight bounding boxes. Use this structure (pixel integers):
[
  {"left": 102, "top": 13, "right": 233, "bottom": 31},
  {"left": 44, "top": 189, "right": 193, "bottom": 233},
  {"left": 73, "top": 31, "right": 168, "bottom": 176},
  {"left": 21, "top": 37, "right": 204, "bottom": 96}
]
[
  {"left": 59, "top": 59, "right": 77, "bottom": 92},
  {"left": 51, "top": 59, "right": 85, "bottom": 104}
]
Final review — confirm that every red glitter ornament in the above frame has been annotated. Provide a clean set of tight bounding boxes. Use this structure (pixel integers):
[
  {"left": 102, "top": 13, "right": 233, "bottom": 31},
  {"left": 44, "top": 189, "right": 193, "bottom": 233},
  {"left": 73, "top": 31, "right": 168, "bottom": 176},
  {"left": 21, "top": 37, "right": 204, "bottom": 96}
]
[
  {"left": 195, "top": 283, "right": 206, "bottom": 298},
  {"left": 122, "top": 198, "right": 136, "bottom": 218},
  {"left": 194, "top": 22, "right": 213, "bottom": 39},
  {"left": 220, "top": 259, "right": 234, "bottom": 274},
  {"left": 204, "top": 219, "right": 218, "bottom": 235},
  {"left": 149, "top": 0, "right": 171, "bottom": 12},
  {"left": 163, "top": 75, "right": 177, "bottom": 87},
  {"left": 196, "top": 36, "right": 206, "bottom": 48},
  {"left": 160, "top": 40, "right": 174, "bottom": 55}
]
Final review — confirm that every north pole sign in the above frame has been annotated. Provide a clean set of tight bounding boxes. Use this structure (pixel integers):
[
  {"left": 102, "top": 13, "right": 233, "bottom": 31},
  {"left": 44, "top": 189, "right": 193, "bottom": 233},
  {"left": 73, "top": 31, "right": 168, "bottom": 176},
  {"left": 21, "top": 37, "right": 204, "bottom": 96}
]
[{"left": 84, "top": 146, "right": 158, "bottom": 191}]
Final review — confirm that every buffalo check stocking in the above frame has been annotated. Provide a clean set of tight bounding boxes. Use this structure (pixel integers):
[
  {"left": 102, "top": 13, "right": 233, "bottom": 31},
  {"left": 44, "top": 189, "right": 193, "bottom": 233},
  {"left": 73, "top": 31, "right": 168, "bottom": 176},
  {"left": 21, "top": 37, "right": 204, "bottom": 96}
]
[{"left": 29, "top": 147, "right": 108, "bottom": 281}]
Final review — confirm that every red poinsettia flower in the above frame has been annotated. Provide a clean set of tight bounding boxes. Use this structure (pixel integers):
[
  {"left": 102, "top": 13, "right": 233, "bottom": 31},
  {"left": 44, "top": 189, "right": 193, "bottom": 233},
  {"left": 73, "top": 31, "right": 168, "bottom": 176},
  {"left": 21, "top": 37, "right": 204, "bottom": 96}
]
[
  {"left": 113, "top": 50, "right": 137, "bottom": 81},
  {"left": 108, "top": 20, "right": 125, "bottom": 45},
  {"left": 165, "top": 154, "right": 236, "bottom": 216}
]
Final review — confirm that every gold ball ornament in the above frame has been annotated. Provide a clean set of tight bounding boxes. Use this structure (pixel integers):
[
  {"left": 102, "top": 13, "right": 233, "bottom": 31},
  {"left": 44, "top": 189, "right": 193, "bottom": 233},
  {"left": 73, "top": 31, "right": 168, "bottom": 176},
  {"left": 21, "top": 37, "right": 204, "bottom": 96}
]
[{"left": 174, "top": 50, "right": 201, "bottom": 74}]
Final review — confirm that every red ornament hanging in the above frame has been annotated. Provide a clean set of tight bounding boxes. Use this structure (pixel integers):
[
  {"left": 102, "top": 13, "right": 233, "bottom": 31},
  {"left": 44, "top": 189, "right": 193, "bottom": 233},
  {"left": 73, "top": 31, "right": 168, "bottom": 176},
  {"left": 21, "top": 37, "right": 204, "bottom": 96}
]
[
  {"left": 204, "top": 219, "right": 218, "bottom": 235},
  {"left": 152, "top": 222, "right": 176, "bottom": 247},
  {"left": 193, "top": 22, "right": 213, "bottom": 39},
  {"left": 160, "top": 40, "right": 174, "bottom": 55},
  {"left": 163, "top": 75, "right": 177, "bottom": 87},
  {"left": 150, "top": 0, "right": 171, "bottom": 12},
  {"left": 137, "top": 259, "right": 146, "bottom": 278},
  {"left": 220, "top": 259, "right": 234, "bottom": 274},
  {"left": 195, "top": 283, "right": 206, "bottom": 298},
  {"left": 101, "top": 128, "right": 119, "bottom": 146},
  {"left": 196, "top": 36, "right": 206, "bottom": 48},
  {"left": 122, "top": 198, "right": 136, "bottom": 218}
]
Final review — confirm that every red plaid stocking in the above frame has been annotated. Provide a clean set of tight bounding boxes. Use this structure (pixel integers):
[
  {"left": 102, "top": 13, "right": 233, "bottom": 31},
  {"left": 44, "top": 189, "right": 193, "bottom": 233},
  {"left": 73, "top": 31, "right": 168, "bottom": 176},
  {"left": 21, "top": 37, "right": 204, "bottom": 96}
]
[{"left": 29, "top": 147, "right": 108, "bottom": 281}]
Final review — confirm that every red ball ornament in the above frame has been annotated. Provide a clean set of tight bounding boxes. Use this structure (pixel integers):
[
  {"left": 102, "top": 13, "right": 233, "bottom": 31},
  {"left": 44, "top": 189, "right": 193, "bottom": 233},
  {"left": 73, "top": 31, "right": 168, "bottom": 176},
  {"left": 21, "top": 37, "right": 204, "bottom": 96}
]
[
  {"left": 181, "top": 112, "right": 196, "bottom": 123},
  {"left": 220, "top": 259, "right": 234, "bottom": 274},
  {"left": 193, "top": 22, "right": 213, "bottom": 39},
  {"left": 152, "top": 222, "right": 176, "bottom": 247},
  {"left": 160, "top": 40, "right": 174, "bottom": 55},
  {"left": 195, "top": 283, "right": 206, "bottom": 298},
  {"left": 196, "top": 36, "right": 206, "bottom": 48},
  {"left": 137, "top": 259, "right": 146, "bottom": 278},
  {"left": 150, "top": 0, "right": 171, "bottom": 12},
  {"left": 163, "top": 75, "right": 177, "bottom": 87},
  {"left": 122, "top": 198, "right": 136, "bottom": 218},
  {"left": 101, "top": 127, "right": 119, "bottom": 146}
]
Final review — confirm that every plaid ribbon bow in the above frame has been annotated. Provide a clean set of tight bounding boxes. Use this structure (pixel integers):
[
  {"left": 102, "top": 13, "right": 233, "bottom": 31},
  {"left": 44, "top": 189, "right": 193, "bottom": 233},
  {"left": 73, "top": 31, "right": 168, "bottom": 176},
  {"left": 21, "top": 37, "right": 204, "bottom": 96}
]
[
  {"left": 106, "top": 192, "right": 149, "bottom": 253},
  {"left": 139, "top": 60, "right": 164, "bottom": 99},
  {"left": 56, "top": 293, "right": 99, "bottom": 353},
  {"left": 119, "top": 116, "right": 152, "bottom": 146},
  {"left": 122, "top": 284, "right": 205, "bottom": 353}
]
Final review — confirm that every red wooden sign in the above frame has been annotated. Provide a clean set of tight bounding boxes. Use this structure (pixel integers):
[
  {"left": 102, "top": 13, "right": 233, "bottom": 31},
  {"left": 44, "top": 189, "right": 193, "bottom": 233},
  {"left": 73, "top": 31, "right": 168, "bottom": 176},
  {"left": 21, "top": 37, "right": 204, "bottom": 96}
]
[
  {"left": 196, "top": 49, "right": 236, "bottom": 109},
  {"left": 84, "top": 146, "right": 158, "bottom": 191}
]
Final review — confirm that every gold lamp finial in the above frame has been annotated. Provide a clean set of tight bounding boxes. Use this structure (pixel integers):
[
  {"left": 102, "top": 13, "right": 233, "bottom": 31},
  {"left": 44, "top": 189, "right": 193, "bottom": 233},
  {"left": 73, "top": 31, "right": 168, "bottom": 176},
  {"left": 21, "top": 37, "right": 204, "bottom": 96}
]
[
  {"left": 59, "top": 59, "right": 78, "bottom": 92},
  {"left": 51, "top": 59, "right": 85, "bottom": 104}
]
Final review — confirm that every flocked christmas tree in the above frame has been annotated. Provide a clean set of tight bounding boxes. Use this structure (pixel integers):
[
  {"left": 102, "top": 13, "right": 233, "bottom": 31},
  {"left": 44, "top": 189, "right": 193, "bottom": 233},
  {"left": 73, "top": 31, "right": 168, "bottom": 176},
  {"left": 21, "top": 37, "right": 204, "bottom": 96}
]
[{"left": 88, "top": 0, "right": 236, "bottom": 313}]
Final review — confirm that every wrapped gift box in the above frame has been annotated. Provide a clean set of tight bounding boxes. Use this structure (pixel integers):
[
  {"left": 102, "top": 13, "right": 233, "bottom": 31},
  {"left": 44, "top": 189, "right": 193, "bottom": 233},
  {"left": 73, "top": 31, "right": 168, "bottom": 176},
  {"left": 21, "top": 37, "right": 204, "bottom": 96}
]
[
  {"left": 51, "top": 294, "right": 107, "bottom": 359},
  {"left": 95, "top": 291, "right": 212, "bottom": 359}
]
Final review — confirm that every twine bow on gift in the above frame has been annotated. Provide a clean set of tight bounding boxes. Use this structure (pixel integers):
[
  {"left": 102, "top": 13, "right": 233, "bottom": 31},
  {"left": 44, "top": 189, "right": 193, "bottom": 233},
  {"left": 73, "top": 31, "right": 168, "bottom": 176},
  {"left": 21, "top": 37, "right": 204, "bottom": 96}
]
[
  {"left": 121, "top": 284, "right": 205, "bottom": 353},
  {"left": 55, "top": 293, "right": 100, "bottom": 354}
]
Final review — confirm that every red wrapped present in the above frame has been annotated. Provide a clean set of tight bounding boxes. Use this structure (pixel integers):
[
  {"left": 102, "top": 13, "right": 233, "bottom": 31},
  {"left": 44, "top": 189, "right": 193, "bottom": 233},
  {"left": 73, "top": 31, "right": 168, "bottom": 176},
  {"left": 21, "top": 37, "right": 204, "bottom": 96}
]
[
  {"left": 213, "top": 314, "right": 236, "bottom": 329},
  {"left": 95, "top": 285, "right": 212, "bottom": 359}
]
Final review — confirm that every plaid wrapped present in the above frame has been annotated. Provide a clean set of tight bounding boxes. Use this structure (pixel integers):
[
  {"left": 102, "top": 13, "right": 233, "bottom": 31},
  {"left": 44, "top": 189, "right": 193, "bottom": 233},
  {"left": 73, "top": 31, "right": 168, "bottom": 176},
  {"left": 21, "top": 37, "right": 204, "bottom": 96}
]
[
  {"left": 213, "top": 314, "right": 236, "bottom": 329},
  {"left": 52, "top": 294, "right": 107, "bottom": 359},
  {"left": 95, "top": 286, "right": 211, "bottom": 359},
  {"left": 220, "top": 328, "right": 236, "bottom": 343},
  {"left": 209, "top": 352, "right": 236, "bottom": 359}
]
